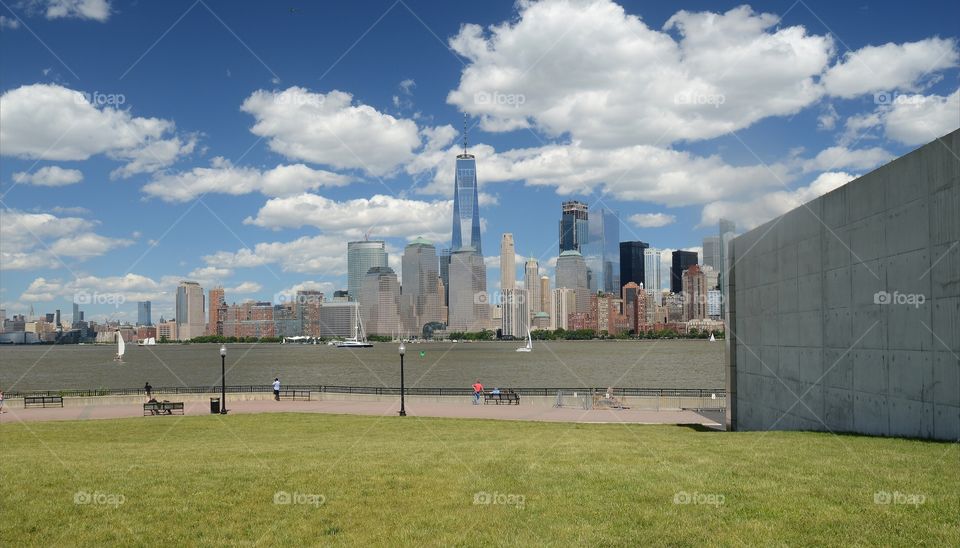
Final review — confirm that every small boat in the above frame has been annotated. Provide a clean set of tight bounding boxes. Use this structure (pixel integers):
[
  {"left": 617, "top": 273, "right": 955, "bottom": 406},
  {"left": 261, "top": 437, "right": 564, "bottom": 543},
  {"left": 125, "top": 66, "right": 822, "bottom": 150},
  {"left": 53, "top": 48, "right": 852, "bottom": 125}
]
[
  {"left": 335, "top": 306, "right": 373, "bottom": 348},
  {"left": 113, "top": 330, "right": 125, "bottom": 361},
  {"left": 709, "top": 333, "right": 716, "bottom": 342},
  {"left": 516, "top": 323, "right": 533, "bottom": 353},
  {"left": 137, "top": 337, "right": 156, "bottom": 347}
]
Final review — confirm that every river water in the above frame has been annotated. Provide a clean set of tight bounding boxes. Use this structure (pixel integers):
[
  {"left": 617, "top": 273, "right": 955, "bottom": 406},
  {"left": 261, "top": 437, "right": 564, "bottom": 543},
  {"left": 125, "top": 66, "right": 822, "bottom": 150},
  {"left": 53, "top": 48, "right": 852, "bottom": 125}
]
[{"left": 0, "top": 340, "right": 724, "bottom": 392}]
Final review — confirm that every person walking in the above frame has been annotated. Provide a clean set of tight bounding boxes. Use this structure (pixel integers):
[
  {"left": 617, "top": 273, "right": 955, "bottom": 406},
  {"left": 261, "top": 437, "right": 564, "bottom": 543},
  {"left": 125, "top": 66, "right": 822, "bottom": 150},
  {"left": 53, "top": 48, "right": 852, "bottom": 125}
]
[
  {"left": 144, "top": 382, "right": 152, "bottom": 399},
  {"left": 273, "top": 378, "right": 281, "bottom": 401},
  {"left": 471, "top": 380, "right": 484, "bottom": 405}
]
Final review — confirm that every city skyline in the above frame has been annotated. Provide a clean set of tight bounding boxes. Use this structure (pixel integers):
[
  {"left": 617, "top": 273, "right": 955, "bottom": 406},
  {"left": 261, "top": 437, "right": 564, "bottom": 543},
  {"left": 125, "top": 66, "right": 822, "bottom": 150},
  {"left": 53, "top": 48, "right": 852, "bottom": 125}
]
[{"left": 2, "top": 0, "right": 958, "bottom": 324}]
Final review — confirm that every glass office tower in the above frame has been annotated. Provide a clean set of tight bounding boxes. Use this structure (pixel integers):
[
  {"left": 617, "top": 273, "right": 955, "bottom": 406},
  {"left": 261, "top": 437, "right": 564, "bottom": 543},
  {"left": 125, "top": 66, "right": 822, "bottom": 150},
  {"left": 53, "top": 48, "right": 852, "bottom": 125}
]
[
  {"left": 583, "top": 207, "right": 621, "bottom": 294},
  {"left": 452, "top": 152, "right": 482, "bottom": 255}
]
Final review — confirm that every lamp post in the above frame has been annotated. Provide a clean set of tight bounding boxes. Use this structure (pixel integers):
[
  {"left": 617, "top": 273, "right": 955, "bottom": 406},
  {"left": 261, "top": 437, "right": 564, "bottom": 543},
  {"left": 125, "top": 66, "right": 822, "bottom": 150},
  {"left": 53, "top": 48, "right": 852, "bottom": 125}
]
[
  {"left": 398, "top": 342, "right": 406, "bottom": 417},
  {"left": 219, "top": 344, "right": 227, "bottom": 414}
]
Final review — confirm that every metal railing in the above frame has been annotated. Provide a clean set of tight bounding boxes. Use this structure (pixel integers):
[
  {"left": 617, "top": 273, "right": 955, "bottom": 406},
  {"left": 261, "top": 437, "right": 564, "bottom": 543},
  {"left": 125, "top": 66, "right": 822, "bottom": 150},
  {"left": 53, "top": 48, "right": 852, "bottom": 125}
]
[{"left": 5, "top": 384, "right": 724, "bottom": 404}]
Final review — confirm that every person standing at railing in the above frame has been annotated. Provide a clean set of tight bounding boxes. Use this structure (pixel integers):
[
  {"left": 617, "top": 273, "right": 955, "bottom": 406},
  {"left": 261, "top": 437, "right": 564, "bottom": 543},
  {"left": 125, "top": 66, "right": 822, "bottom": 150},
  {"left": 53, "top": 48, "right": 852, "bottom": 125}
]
[
  {"left": 0, "top": 390, "right": 4, "bottom": 414},
  {"left": 471, "top": 380, "right": 484, "bottom": 405},
  {"left": 273, "top": 378, "right": 281, "bottom": 401},
  {"left": 144, "top": 382, "right": 152, "bottom": 399}
]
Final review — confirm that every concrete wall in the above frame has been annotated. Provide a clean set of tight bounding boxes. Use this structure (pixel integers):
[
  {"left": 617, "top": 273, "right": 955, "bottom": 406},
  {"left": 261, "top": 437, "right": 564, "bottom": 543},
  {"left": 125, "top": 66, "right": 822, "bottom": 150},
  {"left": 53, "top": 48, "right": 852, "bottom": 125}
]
[{"left": 726, "top": 130, "right": 960, "bottom": 440}]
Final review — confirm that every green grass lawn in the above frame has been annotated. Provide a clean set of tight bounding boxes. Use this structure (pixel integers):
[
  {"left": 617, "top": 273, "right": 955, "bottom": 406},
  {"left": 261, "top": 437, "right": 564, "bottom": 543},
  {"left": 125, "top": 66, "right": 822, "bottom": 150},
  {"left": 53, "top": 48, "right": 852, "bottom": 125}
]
[{"left": 1, "top": 413, "right": 957, "bottom": 546}]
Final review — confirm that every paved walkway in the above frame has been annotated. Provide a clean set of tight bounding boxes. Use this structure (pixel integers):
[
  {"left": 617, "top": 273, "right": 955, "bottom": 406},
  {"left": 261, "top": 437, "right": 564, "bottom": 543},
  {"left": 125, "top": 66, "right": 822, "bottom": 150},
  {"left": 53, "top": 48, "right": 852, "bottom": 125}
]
[{"left": 0, "top": 398, "right": 724, "bottom": 428}]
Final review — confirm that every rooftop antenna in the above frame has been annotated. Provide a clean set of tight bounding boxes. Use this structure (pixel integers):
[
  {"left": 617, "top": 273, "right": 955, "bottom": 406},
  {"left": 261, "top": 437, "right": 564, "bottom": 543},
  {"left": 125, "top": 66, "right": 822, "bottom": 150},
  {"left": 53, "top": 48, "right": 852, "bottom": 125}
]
[{"left": 462, "top": 113, "right": 468, "bottom": 155}]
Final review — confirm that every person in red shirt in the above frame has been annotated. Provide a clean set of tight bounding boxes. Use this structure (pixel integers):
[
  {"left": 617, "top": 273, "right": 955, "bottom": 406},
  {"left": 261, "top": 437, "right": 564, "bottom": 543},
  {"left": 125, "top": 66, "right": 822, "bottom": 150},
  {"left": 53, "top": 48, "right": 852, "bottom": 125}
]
[{"left": 472, "top": 380, "right": 484, "bottom": 405}]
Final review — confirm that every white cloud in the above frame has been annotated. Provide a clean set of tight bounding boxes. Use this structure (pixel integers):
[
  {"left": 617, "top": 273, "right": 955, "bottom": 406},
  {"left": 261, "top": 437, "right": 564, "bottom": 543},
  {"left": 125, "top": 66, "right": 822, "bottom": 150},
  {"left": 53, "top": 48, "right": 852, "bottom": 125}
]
[
  {"left": 411, "top": 141, "right": 785, "bottom": 207},
  {"left": 0, "top": 15, "right": 20, "bottom": 29},
  {"left": 244, "top": 193, "right": 451, "bottom": 242},
  {"left": 241, "top": 87, "right": 422, "bottom": 176},
  {"left": 0, "top": 84, "right": 189, "bottom": 176},
  {"left": 187, "top": 266, "right": 233, "bottom": 282},
  {"left": 142, "top": 158, "right": 352, "bottom": 202},
  {"left": 203, "top": 234, "right": 347, "bottom": 275},
  {"left": 701, "top": 171, "right": 856, "bottom": 230},
  {"left": 629, "top": 212, "right": 676, "bottom": 228},
  {"left": 12, "top": 166, "right": 83, "bottom": 186},
  {"left": 882, "top": 89, "right": 960, "bottom": 145},
  {"left": 822, "top": 38, "right": 959, "bottom": 98},
  {"left": 274, "top": 280, "right": 336, "bottom": 301},
  {"left": 447, "top": 2, "right": 833, "bottom": 148},
  {"left": 1, "top": 209, "right": 131, "bottom": 270},
  {"left": 41, "top": 0, "right": 111, "bottom": 21},
  {"left": 19, "top": 273, "right": 164, "bottom": 304},
  {"left": 227, "top": 281, "right": 262, "bottom": 294},
  {"left": 800, "top": 146, "right": 893, "bottom": 173},
  {"left": 110, "top": 134, "right": 197, "bottom": 179}
]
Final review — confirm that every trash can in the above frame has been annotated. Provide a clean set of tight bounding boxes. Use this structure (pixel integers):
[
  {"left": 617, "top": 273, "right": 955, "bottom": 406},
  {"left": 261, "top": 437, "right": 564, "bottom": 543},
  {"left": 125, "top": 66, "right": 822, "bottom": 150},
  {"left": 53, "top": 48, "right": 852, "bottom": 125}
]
[{"left": 210, "top": 397, "right": 220, "bottom": 414}]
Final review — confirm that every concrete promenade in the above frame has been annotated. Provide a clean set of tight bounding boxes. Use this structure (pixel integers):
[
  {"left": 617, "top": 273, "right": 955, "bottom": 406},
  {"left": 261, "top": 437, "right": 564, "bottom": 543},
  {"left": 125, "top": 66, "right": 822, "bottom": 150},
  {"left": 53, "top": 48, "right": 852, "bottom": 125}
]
[{"left": 0, "top": 394, "right": 724, "bottom": 428}]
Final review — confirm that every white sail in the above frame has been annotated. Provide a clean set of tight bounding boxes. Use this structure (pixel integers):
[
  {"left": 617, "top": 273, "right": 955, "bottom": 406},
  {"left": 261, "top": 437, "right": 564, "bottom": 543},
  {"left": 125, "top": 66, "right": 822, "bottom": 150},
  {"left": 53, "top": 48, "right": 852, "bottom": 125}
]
[
  {"left": 116, "top": 331, "right": 126, "bottom": 359},
  {"left": 709, "top": 333, "right": 716, "bottom": 342},
  {"left": 516, "top": 322, "right": 533, "bottom": 352}
]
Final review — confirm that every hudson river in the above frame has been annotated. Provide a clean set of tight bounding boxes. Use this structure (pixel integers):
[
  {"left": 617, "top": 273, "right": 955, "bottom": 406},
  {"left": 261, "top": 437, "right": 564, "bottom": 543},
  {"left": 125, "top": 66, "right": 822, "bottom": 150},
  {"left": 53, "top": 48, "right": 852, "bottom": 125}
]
[{"left": 0, "top": 340, "right": 724, "bottom": 391}]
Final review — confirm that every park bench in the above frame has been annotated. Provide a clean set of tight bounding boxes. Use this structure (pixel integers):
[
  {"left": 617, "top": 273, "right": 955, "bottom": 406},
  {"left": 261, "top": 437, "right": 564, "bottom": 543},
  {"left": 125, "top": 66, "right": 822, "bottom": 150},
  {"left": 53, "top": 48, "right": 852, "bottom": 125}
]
[
  {"left": 143, "top": 401, "right": 184, "bottom": 416},
  {"left": 24, "top": 395, "right": 63, "bottom": 408},
  {"left": 484, "top": 392, "right": 520, "bottom": 405},
  {"left": 278, "top": 390, "right": 311, "bottom": 401}
]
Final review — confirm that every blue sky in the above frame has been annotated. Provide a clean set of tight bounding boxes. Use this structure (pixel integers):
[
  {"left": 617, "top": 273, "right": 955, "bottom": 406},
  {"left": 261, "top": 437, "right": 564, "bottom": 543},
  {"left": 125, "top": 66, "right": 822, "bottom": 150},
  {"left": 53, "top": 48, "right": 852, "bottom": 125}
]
[{"left": 1, "top": 0, "right": 958, "bottom": 323}]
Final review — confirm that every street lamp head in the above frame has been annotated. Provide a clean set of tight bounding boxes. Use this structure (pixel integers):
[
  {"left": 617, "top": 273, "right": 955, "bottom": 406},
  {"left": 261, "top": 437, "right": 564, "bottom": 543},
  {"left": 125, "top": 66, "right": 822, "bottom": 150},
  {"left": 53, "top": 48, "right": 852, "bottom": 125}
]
[
  {"left": 219, "top": 344, "right": 227, "bottom": 357},
  {"left": 399, "top": 342, "right": 406, "bottom": 356}
]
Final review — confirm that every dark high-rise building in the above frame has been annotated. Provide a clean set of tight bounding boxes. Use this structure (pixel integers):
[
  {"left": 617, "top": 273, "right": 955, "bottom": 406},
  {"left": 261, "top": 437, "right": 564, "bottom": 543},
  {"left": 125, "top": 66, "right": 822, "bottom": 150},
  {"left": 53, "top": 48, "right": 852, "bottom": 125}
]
[
  {"left": 559, "top": 200, "right": 589, "bottom": 253},
  {"left": 619, "top": 241, "right": 649, "bottom": 291},
  {"left": 439, "top": 247, "right": 452, "bottom": 308},
  {"left": 137, "top": 301, "right": 152, "bottom": 326},
  {"left": 45, "top": 313, "right": 55, "bottom": 323},
  {"left": 670, "top": 250, "right": 699, "bottom": 294}
]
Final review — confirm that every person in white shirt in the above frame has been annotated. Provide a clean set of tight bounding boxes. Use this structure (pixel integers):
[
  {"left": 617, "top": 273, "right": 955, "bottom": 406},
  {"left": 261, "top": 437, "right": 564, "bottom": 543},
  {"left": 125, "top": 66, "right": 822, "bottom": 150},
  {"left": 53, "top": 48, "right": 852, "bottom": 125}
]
[{"left": 272, "top": 378, "right": 281, "bottom": 401}]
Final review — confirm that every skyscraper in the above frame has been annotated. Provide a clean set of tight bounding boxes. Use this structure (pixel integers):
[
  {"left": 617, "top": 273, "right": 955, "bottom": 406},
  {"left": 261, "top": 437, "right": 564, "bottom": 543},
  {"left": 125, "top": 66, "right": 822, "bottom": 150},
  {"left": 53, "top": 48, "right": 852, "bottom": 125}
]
[
  {"left": 500, "top": 234, "right": 516, "bottom": 290},
  {"left": 360, "top": 266, "right": 401, "bottom": 336},
  {"left": 682, "top": 264, "right": 707, "bottom": 321},
  {"left": 559, "top": 200, "right": 589, "bottom": 253},
  {"left": 539, "top": 275, "right": 551, "bottom": 318},
  {"left": 524, "top": 258, "right": 540, "bottom": 318},
  {"left": 451, "top": 138, "right": 482, "bottom": 254},
  {"left": 718, "top": 218, "right": 736, "bottom": 316},
  {"left": 207, "top": 288, "right": 223, "bottom": 335},
  {"left": 583, "top": 206, "right": 621, "bottom": 293},
  {"left": 551, "top": 288, "right": 576, "bottom": 330},
  {"left": 347, "top": 240, "right": 388, "bottom": 302},
  {"left": 401, "top": 237, "right": 441, "bottom": 336},
  {"left": 555, "top": 250, "right": 591, "bottom": 313},
  {"left": 72, "top": 302, "right": 80, "bottom": 328},
  {"left": 619, "top": 241, "right": 648, "bottom": 291},
  {"left": 137, "top": 301, "right": 152, "bottom": 326},
  {"left": 175, "top": 281, "right": 205, "bottom": 341},
  {"left": 447, "top": 248, "right": 489, "bottom": 332},
  {"left": 644, "top": 247, "right": 662, "bottom": 296},
  {"left": 439, "top": 248, "right": 452, "bottom": 310},
  {"left": 670, "top": 250, "right": 698, "bottom": 294},
  {"left": 702, "top": 235, "right": 720, "bottom": 270}
]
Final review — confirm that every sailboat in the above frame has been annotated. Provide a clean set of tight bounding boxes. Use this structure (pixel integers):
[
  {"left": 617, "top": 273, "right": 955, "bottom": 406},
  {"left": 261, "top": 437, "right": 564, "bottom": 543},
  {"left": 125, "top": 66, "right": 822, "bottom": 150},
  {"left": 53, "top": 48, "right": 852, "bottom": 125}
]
[
  {"left": 137, "top": 337, "right": 156, "bottom": 346},
  {"left": 335, "top": 306, "right": 373, "bottom": 348},
  {"left": 709, "top": 332, "right": 716, "bottom": 342},
  {"left": 516, "top": 322, "right": 533, "bottom": 353},
  {"left": 113, "top": 331, "right": 126, "bottom": 361}
]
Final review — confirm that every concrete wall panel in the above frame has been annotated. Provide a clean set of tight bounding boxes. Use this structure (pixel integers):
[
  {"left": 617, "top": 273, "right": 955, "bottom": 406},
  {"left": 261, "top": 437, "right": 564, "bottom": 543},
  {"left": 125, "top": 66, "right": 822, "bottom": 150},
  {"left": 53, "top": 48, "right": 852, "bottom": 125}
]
[{"left": 728, "top": 130, "right": 960, "bottom": 440}]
